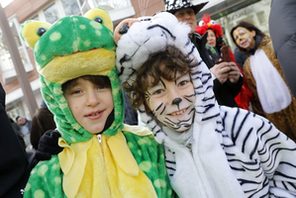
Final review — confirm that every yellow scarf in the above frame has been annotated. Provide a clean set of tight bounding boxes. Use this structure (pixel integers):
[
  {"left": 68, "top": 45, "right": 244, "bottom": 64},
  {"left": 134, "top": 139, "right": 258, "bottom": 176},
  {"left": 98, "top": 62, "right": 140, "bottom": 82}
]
[{"left": 58, "top": 131, "right": 157, "bottom": 198}]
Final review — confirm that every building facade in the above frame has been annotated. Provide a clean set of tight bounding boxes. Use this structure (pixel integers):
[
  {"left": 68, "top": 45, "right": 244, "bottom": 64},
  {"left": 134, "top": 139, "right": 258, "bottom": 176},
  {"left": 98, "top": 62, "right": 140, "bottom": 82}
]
[{"left": 0, "top": 0, "right": 271, "bottom": 120}]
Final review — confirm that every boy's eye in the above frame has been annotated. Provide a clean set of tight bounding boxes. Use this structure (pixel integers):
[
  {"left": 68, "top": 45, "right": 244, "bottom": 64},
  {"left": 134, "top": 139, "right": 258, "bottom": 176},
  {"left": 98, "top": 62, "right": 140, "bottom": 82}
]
[
  {"left": 152, "top": 89, "right": 164, "bottom": 96},
  {"left": 70, "top": 88, "right": 83, "bottom": 95},
  {"left": 178, "top": 80, "right": 190, "bottom": 87},
  {"left": 96, "top": 87, "right": 111, "bottom": 93}
]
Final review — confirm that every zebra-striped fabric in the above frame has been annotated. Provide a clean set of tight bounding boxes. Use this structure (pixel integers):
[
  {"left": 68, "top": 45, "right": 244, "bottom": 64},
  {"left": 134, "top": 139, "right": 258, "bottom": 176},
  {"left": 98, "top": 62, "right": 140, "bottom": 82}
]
[
  {"left": 220, "top": 106, "right": 296, "bottom": 197},
  {"left": 116, "top": 11, "right": 296, "bottom": 198}
]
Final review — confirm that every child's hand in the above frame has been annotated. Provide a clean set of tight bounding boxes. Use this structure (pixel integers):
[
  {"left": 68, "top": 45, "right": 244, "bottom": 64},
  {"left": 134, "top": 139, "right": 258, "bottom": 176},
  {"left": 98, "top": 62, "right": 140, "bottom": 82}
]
[
  {"left": 210, "top": 62, "right": 232, "bottom": 84},
  {"left": 35, "top": 130, "right": 63, "bottom": 160}
]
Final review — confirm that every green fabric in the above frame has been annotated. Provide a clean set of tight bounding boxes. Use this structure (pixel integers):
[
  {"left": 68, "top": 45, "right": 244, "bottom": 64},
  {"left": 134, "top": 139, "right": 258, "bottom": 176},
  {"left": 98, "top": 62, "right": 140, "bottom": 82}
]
[
  {"left": 24, "top": 132, "right": 173, "bottom": 198},
  {"left": 124, "top": 132, "right": 174, "bottom": 198},
  {"left": 35, "top": 16, "right": 114, "bottom": 69}
]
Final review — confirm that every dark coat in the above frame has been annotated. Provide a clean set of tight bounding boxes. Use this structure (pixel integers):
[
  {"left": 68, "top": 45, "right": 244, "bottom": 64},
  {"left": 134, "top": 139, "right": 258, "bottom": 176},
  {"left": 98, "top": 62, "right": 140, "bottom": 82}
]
[
  {"left": 0, "top": 83, "right": 28, "bottom": 198},
  {"left": 269, "top": 0, "right": 296, "bottom": 96},
  {"left": 191, "top": 33, "right": 243, "bottom": 107},
  {"left": 30, "top": 107, "right": 56, "bottom": 150}
]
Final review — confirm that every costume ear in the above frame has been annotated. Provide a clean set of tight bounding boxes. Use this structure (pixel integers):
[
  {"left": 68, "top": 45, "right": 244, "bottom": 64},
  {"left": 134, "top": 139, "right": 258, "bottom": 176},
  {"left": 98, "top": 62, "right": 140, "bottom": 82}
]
[
  {"left": 84, "top": 8, "right": 113, "bottom": 32},
  {"left": 21, "top": 20, "right": 51, "bottom": 48}
]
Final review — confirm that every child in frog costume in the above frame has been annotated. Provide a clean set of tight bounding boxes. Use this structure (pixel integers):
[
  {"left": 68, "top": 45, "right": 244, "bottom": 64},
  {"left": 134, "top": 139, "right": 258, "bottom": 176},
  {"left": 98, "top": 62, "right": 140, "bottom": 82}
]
[{"left": 21, "top": 8, "right": 172, "bottom": 198}]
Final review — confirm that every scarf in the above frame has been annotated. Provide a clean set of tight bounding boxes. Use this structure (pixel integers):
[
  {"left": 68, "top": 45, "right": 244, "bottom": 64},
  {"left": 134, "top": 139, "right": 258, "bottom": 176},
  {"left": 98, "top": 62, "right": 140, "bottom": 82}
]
[{"left": 250, "top": 49, "right": 291, "bottom": 113}]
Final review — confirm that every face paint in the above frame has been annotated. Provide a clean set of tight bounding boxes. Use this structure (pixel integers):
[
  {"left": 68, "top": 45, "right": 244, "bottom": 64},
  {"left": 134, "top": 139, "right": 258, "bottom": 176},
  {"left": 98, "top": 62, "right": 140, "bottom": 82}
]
[
  {"left": 145, "top": 73, "right": 196, "bottom": 132},
  {"left": 232, "top": 27, "right": 256, "bottom": 50}
]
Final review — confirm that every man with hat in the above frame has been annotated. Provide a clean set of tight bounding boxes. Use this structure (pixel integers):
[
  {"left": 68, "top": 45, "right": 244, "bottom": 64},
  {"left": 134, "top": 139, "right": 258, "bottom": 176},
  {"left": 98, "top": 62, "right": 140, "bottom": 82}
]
[
  {"left": 164, "top": 0, "right": 208, "bottom": 33},
  {"left": 163, "top": 0, "right": 210, "bottom": 63}
]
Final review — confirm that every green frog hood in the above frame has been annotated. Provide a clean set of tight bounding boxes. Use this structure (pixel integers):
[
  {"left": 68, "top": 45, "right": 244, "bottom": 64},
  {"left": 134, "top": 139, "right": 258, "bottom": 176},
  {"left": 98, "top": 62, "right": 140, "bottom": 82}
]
[{"left": 21, "top": 8, "right": 124, "bottom": 144}]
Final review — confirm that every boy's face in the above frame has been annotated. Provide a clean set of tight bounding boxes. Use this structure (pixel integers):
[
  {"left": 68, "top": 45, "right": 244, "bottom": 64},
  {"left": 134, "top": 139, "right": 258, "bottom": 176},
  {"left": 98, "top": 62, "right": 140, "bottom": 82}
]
[
  {"left": 64, "top": 78, "right": 114, "bottom": 134},
  {"left": 145, "top": 72, "right": 195, "bottom": 132}
]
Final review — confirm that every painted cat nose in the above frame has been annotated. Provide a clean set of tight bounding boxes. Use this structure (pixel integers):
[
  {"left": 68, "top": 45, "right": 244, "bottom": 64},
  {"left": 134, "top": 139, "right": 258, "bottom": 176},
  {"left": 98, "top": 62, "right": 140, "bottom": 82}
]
[{"left": 172, "top": 98, "right": 182, "bottom": 105}]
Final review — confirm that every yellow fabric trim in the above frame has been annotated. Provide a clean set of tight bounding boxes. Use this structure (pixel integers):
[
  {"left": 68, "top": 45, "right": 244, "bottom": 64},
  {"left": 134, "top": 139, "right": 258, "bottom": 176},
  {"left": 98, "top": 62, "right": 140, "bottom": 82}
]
[
  {"left": 58, "top": 132, "right": 157, "bottom": 198},
  {"left": 123, "top": 124, "right": 154, "bottom": 136},
  {"left": 84, "top": 8, "right": 113, "bottom": 32},
  {"left": 40, "top": 48, "right": 115, "bottom": 84},
  {"left": 21, "top": 21, "right": 51, "bottom": 48}
]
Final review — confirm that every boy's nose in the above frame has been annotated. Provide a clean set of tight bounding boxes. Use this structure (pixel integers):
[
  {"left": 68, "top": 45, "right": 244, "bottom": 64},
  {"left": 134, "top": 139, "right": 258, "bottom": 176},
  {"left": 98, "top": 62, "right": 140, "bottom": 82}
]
[
  {"left": 167, "top": 88, "right": 180, "bottom": 105},
  {"left": 87, "top": 91, "right": 100, "bottom": 106},
  {"left": 172, "top": 97, "right": 182, "bottom": 105}
]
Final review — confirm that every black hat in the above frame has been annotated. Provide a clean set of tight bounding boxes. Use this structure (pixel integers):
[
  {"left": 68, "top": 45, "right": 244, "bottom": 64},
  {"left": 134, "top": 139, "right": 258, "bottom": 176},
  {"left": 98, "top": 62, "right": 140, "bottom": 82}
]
[{"left": 164, "top": 0, "right": 208, "bottom": 14}]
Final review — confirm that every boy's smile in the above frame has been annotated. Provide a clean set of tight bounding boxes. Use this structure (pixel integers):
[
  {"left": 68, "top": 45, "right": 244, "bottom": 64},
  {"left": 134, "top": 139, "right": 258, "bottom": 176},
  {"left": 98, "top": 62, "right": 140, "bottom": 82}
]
[
  {"left": 84, "top": 109, "right": 105, "bottom": 120},
  {"left": 64, "top": 78, "right": 114, "bottom": 134}
]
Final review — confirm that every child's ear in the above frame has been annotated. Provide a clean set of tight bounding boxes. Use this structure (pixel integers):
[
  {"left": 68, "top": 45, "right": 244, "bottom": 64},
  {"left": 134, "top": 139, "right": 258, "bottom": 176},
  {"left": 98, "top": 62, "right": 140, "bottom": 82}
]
[
  {"left": 84, "top": 8, "right": 113, "bottom": 32},
  {"left": 20, "top": 20, "right": 51, "bottom": 48}
]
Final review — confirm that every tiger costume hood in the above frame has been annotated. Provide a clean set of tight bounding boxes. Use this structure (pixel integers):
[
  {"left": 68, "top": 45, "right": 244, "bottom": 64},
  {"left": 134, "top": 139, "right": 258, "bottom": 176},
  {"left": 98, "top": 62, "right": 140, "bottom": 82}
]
[{"left": 116, "top": 12, "right": 296, "bottom": 197}]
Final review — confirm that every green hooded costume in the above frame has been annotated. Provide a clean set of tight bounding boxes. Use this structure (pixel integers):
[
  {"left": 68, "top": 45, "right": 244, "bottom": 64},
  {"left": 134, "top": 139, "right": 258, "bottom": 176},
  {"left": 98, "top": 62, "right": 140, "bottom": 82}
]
[{"left": 21, "top": 8, "right": 172, "bottom": 198}]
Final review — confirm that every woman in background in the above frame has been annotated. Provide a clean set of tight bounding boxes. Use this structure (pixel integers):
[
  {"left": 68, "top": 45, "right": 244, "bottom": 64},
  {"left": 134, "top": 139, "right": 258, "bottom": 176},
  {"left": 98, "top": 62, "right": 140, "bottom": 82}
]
[
  {"left": 231, "top": 21, "right": 296, "bottom": 141},
  {"left": 196, "top": 14, "right": 252, "bottom": 109}
]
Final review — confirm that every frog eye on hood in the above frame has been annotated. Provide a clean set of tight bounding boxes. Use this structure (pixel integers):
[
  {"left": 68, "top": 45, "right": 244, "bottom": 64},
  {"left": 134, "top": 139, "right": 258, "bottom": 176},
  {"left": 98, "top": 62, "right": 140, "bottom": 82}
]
[
  {"left": 84, "top": 8, "right": 113, "bottom": 32},
  {"left": 20, "top": 20, "right": 51, "bottom": 48},
  {"left": 94, "top": 16, "right": 103, "bottom": 24},
  {"left": 37, "top": 27, "right": 47, "bottom": 36}
]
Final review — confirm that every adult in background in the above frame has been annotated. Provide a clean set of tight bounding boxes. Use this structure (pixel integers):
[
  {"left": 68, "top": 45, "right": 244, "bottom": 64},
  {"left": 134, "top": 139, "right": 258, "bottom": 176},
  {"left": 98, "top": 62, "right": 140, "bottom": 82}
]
[
  {"left": 16, "top": 115, "right": 32, "bottom": 149},
  {"left": 196, "top": 14, "right": 251, "bottom": 109},
  {"left": 0, "top": 83, "right": 28, "bottom": 198},
  {"left": 231, "top": 21, "right": 296, "bottom": 142},
  {"left": 269, "top": 0, "right": 296, "bottom": 96},
  {"left": 30, "top": 101, "right": 56, "bottom": 150}
]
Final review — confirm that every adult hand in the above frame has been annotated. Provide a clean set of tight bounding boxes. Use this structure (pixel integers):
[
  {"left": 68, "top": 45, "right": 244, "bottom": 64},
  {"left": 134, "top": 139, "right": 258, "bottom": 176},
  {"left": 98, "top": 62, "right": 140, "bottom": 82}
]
[
  {"left": 227, "top": 62, "right": 241, "bottom": 83},
  {"left": 210, "top": 62, "right": 232, "bottom": 84},
  {"left": 114, "top": 18, "right": 139, "bottom": 44}
]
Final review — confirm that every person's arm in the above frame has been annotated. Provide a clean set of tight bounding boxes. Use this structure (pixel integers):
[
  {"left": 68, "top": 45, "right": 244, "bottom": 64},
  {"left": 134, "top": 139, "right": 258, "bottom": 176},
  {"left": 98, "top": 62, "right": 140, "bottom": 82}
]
[
  {"left": 226, "top": 107, "right": 296, "bottom": 196},
  {"left": 224, "top": 75, "right": 243, "bottom": 97},
  {"left": 0, "top": 83, "right": 28, "bottom": 197},
  {"left": 253, "top": 118, "right": 296, "bottom": 196}
]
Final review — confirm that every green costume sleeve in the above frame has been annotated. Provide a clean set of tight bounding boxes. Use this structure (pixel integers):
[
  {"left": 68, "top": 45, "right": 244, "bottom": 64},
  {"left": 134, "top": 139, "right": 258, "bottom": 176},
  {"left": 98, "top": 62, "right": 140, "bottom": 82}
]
[
  {"left": 124, "top": 131, "right": 174, "bottom": 198},
  {"left": 24, "top": 156, "right": 65, "bottom": 198}
]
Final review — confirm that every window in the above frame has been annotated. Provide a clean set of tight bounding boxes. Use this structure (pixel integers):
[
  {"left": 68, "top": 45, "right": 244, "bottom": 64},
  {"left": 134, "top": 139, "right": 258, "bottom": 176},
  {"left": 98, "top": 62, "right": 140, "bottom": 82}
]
[
  {"left": 91, "top": 0, "right": 135, "bottom": 21},
  {"left": 44, "top": 4, "right": 59, "bottom": 23},
  {"left": 61, "top": 0, "right": 81, "bottom": 16},
  {"left": 0, "top": 17, "right": 33, "bottom": 83},
  {"left": 94, "top": 0, "right": 129, "bottom": 10}
]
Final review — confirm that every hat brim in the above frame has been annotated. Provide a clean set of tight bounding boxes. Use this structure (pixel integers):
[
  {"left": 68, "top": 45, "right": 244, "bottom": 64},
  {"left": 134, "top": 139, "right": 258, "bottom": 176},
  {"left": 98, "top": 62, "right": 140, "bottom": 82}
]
[{"left": 169, "top": 2, "right": 208, "bottom": 14}]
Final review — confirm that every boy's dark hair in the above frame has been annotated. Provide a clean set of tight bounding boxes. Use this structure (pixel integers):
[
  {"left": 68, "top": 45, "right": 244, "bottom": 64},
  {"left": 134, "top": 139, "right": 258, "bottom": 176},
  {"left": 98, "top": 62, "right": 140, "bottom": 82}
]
[
  {"left": 124, "top": 46, "right": 191, "bottom": 113},
  {"left": 230, "top": 21, "right": 265, "bottom": 52},
  {"left": 62, "top": 75, "right": 111, "bottom": 93}
]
